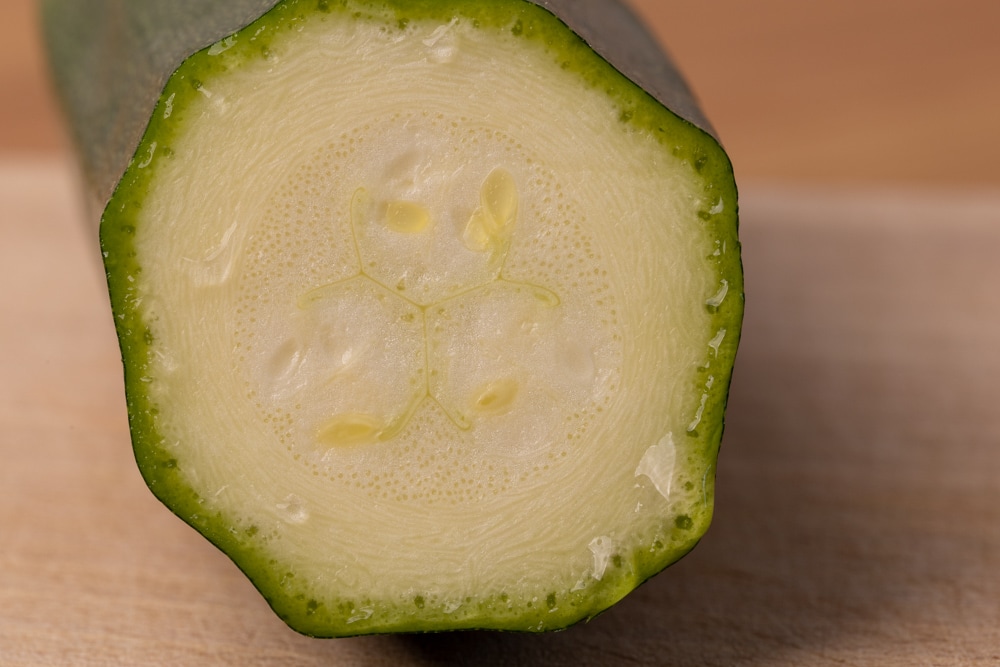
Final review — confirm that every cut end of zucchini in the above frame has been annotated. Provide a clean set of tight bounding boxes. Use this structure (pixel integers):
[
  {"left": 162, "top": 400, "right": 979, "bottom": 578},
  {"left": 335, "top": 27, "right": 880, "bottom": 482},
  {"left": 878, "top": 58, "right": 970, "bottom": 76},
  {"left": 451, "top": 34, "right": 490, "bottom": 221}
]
[{"left": 102, "top": 0, "right": 742, "bottom": 636}]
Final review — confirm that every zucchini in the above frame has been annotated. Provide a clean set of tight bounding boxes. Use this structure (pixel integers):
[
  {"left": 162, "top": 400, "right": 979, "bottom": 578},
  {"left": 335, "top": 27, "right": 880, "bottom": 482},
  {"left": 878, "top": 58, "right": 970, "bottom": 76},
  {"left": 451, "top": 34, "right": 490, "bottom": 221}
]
[{"left": 43, "top": 0, "right": 742, "bottom": 636}]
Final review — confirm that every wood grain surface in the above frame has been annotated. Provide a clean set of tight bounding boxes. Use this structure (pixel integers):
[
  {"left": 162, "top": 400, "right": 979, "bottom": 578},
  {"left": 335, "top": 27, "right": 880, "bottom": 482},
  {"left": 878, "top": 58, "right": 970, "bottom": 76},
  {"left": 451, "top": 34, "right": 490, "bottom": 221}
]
[
  {"left": 2, "top": 0, "right": 1000, "bottom": 664},
  {"left": 3, "top": 160, "right": 998, "bottom": 665}
]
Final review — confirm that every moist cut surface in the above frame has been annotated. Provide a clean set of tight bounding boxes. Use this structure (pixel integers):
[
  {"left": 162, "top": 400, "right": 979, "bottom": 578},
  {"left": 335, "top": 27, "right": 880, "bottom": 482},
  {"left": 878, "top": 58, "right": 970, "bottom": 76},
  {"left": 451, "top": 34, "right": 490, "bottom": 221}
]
[{"left": 102, "top": 0, "right": 741, "bottom": 635}]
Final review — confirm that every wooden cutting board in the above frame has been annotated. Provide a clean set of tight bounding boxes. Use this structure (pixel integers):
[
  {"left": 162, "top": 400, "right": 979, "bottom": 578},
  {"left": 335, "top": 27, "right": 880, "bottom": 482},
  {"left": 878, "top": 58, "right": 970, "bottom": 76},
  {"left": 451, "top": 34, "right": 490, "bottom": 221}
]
[{"left": 2, "top": 158, "right": 998, "bottom": 665}]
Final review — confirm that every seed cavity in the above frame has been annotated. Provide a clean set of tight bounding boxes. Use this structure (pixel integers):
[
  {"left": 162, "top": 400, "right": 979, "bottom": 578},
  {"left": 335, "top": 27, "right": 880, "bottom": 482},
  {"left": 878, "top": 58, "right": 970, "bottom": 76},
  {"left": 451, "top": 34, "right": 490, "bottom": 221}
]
[{"left": 233, "top": 114, "right": 624, "bottom": 505}]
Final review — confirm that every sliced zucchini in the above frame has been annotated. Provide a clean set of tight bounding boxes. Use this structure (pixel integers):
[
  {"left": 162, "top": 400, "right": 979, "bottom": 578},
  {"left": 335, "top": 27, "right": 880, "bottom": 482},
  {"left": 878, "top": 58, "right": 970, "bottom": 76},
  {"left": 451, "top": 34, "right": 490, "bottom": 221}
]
[{"left": 45, "top": 0, "right": 742, "bottom": 636}]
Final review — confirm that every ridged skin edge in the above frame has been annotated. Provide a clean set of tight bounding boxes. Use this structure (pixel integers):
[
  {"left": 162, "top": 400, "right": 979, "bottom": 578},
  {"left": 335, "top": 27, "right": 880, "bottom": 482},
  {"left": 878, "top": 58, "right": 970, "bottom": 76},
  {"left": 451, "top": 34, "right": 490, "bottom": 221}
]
[{"left": 536, "top": 0, "right": 715, "bottom": 139}]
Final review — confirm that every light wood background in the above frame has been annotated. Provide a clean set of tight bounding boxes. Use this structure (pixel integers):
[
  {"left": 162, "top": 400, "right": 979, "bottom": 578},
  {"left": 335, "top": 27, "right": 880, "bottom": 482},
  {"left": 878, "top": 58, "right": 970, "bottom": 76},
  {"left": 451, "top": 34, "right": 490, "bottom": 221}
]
[{"left": 2, "top": 1, "right": 999, "bottom": 665}]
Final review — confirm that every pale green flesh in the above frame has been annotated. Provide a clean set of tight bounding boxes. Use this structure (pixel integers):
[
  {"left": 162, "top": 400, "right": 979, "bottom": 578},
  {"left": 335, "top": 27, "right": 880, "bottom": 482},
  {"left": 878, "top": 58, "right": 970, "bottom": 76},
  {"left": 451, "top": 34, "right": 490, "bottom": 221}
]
[{"left": 110, "top": 1, "right": 739, "bottom": 636}]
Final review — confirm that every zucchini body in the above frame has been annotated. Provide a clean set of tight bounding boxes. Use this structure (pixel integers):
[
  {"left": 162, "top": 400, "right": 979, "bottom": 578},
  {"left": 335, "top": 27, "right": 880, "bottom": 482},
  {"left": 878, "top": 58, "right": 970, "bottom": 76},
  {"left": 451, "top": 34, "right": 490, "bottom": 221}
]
[{"left": 43, "top": 0, "right": 742, "bottom": 636}]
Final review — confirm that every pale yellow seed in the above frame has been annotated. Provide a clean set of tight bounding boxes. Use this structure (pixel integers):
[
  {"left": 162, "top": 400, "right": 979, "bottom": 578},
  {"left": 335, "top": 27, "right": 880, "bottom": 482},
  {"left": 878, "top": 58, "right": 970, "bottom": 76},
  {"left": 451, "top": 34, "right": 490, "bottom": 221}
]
[
  {"left": 481, "top": 168, "right": 518, "bottom": 226},
  {"left": 473, "top": 378, "right": 519, "bottom": 415},
  {"left": 462, "top": 168, "right": 518, "bottom": 252},
  {"left": 317, "top": 414, "right": 380, "bottom": 447},
  {"left": 385, "top": 200, "right": 430, "bottom": 233}
]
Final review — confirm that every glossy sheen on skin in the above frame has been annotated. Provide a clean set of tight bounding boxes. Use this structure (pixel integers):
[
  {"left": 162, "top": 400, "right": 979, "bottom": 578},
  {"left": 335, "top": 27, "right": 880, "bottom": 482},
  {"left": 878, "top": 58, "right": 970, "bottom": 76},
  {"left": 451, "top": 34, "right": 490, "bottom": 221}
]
[{"left": 94, "top": 0, "right": 741, "bottom": 636}]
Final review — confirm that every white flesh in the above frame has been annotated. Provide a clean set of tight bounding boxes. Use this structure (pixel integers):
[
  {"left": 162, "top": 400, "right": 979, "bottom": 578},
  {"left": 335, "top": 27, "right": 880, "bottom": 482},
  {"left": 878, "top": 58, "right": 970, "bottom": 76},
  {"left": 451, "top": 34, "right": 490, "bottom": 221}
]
[{"left": 135, "top": 16, "right": 723, "bottom": 613}]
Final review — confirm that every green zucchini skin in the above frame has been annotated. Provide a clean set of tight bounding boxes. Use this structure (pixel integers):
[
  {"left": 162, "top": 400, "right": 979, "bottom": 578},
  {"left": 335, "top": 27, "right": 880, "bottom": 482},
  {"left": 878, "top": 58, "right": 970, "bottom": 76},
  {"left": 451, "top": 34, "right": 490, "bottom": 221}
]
[{"left": 43, "top": 0, "right": 743, "bottom": 637}]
